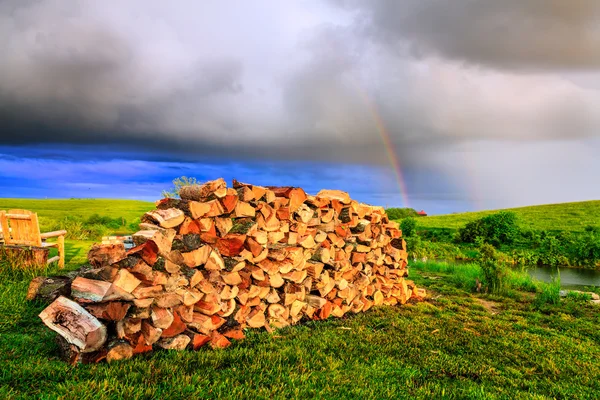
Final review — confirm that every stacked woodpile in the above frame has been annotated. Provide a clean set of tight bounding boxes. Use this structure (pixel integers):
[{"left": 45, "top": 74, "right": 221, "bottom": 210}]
[{"left": 35, "top": 178, "right": 424, "bottom": 363}]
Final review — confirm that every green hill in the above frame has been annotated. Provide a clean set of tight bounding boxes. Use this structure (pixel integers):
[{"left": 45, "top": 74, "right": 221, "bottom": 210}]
[{"left": 416, "top": 200, "right": 600, "bottom": 232}]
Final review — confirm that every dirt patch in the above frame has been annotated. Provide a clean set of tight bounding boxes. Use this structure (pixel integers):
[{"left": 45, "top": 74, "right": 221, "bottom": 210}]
[{"left": 475, "top": 298, "right": 501, "bottom": 315}]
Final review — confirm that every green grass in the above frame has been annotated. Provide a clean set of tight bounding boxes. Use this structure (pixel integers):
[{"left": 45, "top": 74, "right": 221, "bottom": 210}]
[
  {"left": 417, "top": 200, "right": 600, "bottom": 232},
  {"left": 1, "top": 258, "right": 599, "bottom": 398},
  {"left": 0, "top": 198, "right": 155, "bottom": 235},
  {"left": 1, "top": 199, "right": 599, "bottom": 398}
]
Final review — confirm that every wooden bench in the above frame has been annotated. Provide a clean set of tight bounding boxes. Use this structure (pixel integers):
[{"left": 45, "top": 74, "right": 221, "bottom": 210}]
[{"left": 0, "top": 209, "right": 66, "bottom": 268}]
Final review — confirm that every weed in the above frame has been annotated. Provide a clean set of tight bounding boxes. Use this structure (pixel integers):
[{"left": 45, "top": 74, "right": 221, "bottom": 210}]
[{"left": 534, "top": 271, "right": 561, "bottom": 307}]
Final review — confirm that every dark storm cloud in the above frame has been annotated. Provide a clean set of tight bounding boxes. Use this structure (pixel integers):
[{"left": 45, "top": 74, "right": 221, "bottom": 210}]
[
  {"left": 1, "top": 0, "right": 600, "bottom": 210},
  {"left": 335, "top": 0, "right": 600, "bottom": 70}
]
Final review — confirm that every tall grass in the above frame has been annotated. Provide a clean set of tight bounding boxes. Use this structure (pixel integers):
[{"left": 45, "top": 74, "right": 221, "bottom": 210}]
[
  {"left": 411, "top": 260, "right": 540, "bottom": 295},
  {"left": 534, "top": 271, "right": 561, "bottom": 307}
]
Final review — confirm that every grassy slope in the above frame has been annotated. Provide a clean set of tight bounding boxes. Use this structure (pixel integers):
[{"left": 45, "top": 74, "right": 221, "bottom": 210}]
[
  {"left": 1, "top": 262, "right": 598, "bottom": 399},
  {"left": 417, "top": 200, "right": 600, "bottom": 232},
  {"left": 0, "top": 198, "right": 155, "bottom": 234}
]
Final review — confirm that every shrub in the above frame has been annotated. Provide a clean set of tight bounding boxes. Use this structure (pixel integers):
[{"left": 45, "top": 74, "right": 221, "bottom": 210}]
[
  {"left": 459, "top": 211, "right": 519, "bottom": 247},
  {"left": 400, "top": 217, "right": 417, "bottom": 237},
  {"left": 385, "top": 207, "right": 418, "bottom": 220},
  {"left": 477, "top": 243, "right": 507, "bottom": 294},
  {"left": 573, "top": 231, "right": 600, "bottom": 267},
  {"left": 536, "top": 235, "right": 570, "bottom": 267},
  {"left": 162, "top": 176, "right": 200, "bottom": 198}
]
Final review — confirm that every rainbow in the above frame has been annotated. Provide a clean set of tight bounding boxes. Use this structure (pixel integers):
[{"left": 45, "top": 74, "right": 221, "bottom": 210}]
[{"left": 355, "top": 87, "right": 410, "bottom": 208}]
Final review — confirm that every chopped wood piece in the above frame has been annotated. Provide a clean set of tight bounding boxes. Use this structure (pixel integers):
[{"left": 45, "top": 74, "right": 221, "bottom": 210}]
[
  {"left": 151, "top": 307, "right": 174, "bottom": 329},
  {"left": 220, "top": 193, "right": 239, "bottom": 213},
  {"left": 88, "top": 243, "right": 127, "bottom": 268},
  {"left": 246, "top": 308, "right": 266, "bottom": 328},
  {"left": 305, "top": 295, "right": 327, "bottom": 309},
  {"left": 107, "top": 340, "right": 133, "bottom": 363},
  {"left": 204, "top": 200, "right": 226, "bottom": 217},
  {"left": 141, "top": 321, "right": 162, "bottom": 345},
  {"left": 188, "top": 201, "right": 212, "bottom": 219},
  {"left": 26, "top": 276, "right": 71, "bottom": 303},
  {"left": 71, "top": 277, "right": 112, "bottom": 303},
  {"left": 85, "top": 302, "right": 130, "bottom": 321},
  {"left": 113, "top": 269, "right": 141, "bottom": 293},
  {"left": 222, "top": 271, "right": 243, "bottom": 286},
  {"left": 216, "top": 234, "right": 246, "bottom": 257},
  {"left": 205, "top": 250, "right": 224, "bottom": 270},
  {"left": 143, "top": 208, "right": 185, "bottom": 229},
  {"left": 39, "top": 296, "right": 107, "bottom": 353},
  {"left": 316, "top": 189, "right": 351, "bottom": 204},
  {"left": 161, "top": 310, "right": 187, "bottom": 338},
  {"left": 209, "top": 331, "right": 231, "bottom": 349},
  {"left": 180, "top": 179, "right": 227, "bottom": 201},
  {"left": 189, "top": 332, "right": 211, "bottom": 350},
  {"left": 158, "top": 334, "right": 191, "bottom": 350},
  {"left": 223, "top": 329, "right": 245, "bottom": 340},
  {"left": 182, "top": 246, "right": 211, "bottom": 268},
  {"left": 127, "top": 241, "right": 159, "bottom": 266}
]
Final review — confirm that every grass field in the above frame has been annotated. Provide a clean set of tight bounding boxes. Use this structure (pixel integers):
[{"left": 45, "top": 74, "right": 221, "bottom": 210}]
[
  {"left": 0, "top": 198, "right": 155, "bottom": 235},
  {"left": 417, "top": 200, "right": 600, "bottom": 232},
  {"left": 1, "top": 260, "right": 598, "bottom": 399}
]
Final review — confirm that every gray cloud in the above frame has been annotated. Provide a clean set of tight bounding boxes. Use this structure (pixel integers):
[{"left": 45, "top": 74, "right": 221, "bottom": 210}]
[
  {"left": 1, "top": 0, "right": 600, "bottom": 209},
  {"left": 335, "top": 0, "right": 600, "bottom": 70}
]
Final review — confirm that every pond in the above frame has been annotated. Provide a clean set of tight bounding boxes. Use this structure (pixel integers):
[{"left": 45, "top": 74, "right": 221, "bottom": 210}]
[{"left": 527, "top": 266, "right": 600, "bottom": 290}]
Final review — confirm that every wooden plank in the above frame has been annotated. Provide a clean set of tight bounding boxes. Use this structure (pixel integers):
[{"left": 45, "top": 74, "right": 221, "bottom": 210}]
[{"left": 40, "top": 230, "right": 67, "bottom": 239}]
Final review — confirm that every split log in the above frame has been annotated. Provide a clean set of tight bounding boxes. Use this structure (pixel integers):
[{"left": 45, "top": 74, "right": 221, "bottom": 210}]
[
  {"left": 158, "top": 334, "right": 191, "bottom": 350},
  {"left": 179, "top": 179, "right": 227, "bottom": 201},
  {"left": 88, "top": 243, "right": 127, "bottom": 268},
  {"left": 86, "top": 302, "right": 130, "bottom": 321},
  {"left": 143, "top": 208, "right": 185, "bottom": 229},
  {"left": 107, "top": 340, "right": 133, "bottom": 363},
  {"left": 26, "top": 276, "right": 71, "bottom": 303},
  {"left": 39, "top": 296, "right": 107, "bottom": 353}
]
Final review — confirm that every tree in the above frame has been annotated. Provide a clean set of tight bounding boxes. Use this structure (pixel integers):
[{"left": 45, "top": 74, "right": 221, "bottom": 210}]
[{"left": 162, "top": 176, "right": 200, "bottom": 198}]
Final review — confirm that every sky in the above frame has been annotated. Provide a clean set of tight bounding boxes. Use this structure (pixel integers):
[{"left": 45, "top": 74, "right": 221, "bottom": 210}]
[{"left": 1, "top": 0, "right": 600, "bottom": 214}]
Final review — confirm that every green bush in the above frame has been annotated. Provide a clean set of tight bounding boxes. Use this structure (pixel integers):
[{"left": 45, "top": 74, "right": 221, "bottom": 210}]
[
  {"left": 573, "top": 231, "right": 600, "bottom": 266},
  {"left": 400, "top": 217, "right": 417, "bottom": 237},
  {"left": 459, "top": 211, "right": 519, "bottom": 247},
  {"left": 385, "top": 207, "right": 418, "bottom": 220},
  {"left": 536, "top": 235, "right": 570, "bottom": 267},
  {"left": 477, "top": 243, "right": 507, "bottom": 294}
]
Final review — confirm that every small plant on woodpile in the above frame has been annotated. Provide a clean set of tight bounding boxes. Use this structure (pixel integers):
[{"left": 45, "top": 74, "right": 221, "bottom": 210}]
[{"left": 162, "top": 176, "right": 200, "bottom": 198}]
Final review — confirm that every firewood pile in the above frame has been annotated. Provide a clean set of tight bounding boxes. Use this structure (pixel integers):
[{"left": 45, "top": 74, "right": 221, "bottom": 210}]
[{"left": 34, "top": 178, "right": 425, "bottom": 363}]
